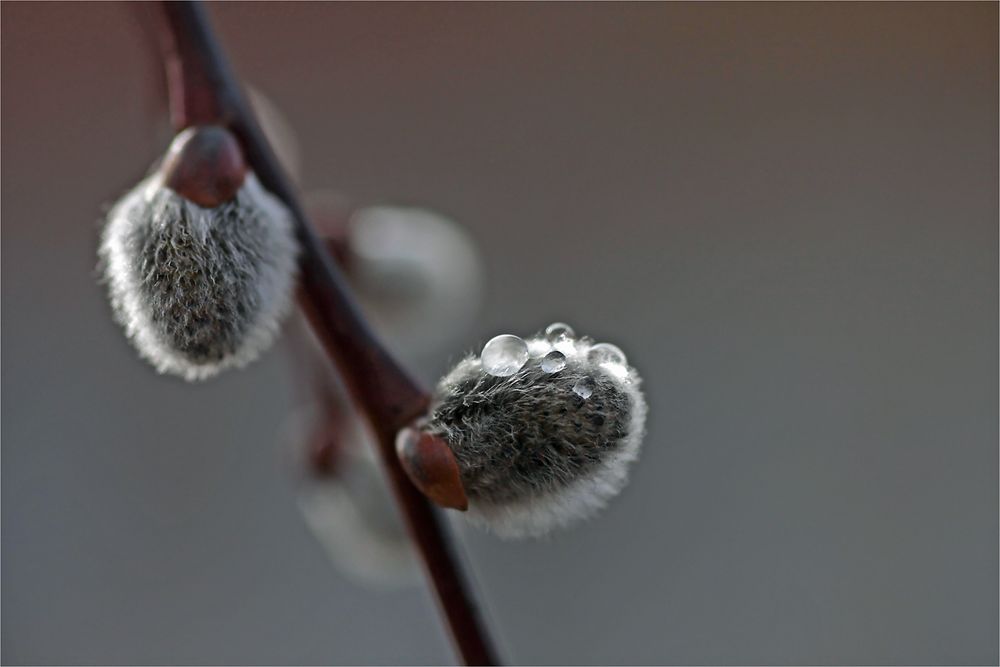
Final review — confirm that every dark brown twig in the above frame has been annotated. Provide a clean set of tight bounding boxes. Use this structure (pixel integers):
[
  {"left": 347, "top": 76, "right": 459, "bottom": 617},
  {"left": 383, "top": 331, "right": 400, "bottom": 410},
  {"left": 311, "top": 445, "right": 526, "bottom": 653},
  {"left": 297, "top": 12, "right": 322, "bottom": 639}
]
[{"left": 145, "top": 2, "right": 498, "bottom": 663}]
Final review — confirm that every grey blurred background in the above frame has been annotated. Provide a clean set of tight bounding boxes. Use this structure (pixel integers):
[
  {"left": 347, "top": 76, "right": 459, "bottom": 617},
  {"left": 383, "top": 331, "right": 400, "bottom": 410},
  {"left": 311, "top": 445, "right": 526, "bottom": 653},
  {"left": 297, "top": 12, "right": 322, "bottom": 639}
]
[{"left": 2, "top": 2, "right": 997, "bottom": 664}]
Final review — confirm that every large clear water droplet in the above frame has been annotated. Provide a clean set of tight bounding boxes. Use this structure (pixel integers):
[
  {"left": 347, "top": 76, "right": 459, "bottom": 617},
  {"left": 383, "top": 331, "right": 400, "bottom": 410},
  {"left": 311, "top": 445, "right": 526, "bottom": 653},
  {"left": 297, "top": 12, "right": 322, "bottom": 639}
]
[
  {"left": 540, "top": 351, "right": 567, "bottom": 373},
  {"left": 573, "top": 376, "right": 596, "bottom": 399},
  {"left": 481, "top": 334, "right": 528, "bottom": 377},
  {"left": 545, "top": 322, "right": 575, "bottom": 341},
  {"left": 588, "top": 342, "right": 627, "bottom": 366}
]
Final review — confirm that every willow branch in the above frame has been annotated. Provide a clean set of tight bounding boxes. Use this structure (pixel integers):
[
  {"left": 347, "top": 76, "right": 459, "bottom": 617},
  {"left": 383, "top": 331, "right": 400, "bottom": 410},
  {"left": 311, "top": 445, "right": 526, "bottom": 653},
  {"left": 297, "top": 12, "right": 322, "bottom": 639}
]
[{"left": 144, "top": 2, "right": 498, "bottom": 663}]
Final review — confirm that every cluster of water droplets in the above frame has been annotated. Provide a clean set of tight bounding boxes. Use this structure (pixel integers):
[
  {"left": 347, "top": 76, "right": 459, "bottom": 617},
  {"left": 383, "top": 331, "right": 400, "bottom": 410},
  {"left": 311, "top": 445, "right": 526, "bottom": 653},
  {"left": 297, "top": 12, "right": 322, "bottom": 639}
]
[{"left": 479, "top": 322, "right": 630, "bottom": 399}]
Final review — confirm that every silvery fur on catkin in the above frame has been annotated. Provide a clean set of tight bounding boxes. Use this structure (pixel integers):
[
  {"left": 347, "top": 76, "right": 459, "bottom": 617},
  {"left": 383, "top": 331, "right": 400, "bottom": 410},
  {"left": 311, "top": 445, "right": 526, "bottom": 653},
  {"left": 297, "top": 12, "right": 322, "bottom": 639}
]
[
  {"left": 425, "top": 336, "right": 647, "bottom": 539},
  {"left": 99, "top": 173, "right": 298, "bottom": 381}
]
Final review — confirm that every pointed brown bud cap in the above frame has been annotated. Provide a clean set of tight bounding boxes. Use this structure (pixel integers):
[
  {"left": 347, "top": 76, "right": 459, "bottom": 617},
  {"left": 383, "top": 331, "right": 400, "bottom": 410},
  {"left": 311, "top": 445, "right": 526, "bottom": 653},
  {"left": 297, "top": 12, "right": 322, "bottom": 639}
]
[
  {"left": 162, "top": 125, "right": 248, "bottom": 207},
  {"left": 396, "top": 427, "right": 468, "bottom": 511}
]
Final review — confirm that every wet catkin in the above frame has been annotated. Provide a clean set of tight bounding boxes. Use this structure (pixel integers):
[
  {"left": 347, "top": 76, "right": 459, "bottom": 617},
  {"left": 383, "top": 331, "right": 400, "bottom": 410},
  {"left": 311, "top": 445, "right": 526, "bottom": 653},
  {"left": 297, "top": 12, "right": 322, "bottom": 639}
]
[{"left": 422, "top": 327, "right": 647, "bottom": 538}]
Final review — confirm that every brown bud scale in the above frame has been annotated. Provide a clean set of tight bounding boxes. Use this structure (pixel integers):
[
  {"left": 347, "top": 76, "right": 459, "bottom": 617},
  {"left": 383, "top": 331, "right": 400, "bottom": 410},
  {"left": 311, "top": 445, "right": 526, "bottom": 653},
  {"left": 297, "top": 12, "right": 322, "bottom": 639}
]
[
  {"left": 162, "top": 125, "right": 247, "bottom": 207},
  {"left": 396, "top": 428, "right": 469, "bottom": 511}
]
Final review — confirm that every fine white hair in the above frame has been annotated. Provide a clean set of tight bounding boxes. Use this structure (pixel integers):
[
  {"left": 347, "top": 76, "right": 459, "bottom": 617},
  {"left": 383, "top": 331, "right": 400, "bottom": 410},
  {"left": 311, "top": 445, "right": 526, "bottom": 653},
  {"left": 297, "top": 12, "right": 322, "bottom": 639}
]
[
  {"left": 464, "top": 366, "right": 646, "bottom": 539},
  {"left": 428, "top": 330, "right": 647, "bottom": 539},
  {"left": 99, "top": 173, "right": 298, "bottom": 381}
]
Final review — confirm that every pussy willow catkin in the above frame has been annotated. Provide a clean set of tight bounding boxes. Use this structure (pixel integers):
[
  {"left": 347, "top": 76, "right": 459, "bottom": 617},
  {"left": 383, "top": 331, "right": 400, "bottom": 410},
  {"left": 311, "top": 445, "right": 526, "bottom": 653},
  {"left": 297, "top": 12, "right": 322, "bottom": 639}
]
[
  {"left": 423, "top": 323, "right": 647, "bottom": 539},
  {"left": 99, "top": 127, "right": 298, "bottom": 380}
]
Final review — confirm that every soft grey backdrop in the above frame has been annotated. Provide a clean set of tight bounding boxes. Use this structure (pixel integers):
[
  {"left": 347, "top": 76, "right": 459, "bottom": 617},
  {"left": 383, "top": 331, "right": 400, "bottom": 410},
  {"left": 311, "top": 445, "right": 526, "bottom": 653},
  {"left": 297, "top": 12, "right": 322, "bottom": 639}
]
[{"left": 2, "top": 2, "right": 997, "bottom": 664}]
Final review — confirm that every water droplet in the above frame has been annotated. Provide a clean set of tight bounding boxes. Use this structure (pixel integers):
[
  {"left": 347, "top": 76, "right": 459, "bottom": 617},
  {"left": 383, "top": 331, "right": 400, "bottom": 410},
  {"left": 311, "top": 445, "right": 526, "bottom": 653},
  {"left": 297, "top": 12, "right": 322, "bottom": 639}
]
[
  {"left": 573, "top": 376, "right": 596, "bottom": 399},
  {"left": 545, "top": 322, "right": 575, "bottom": 341},
  {"left": 588, "top": 343, "right": 627, "bottom": 367},
  {"left": 481, "top": 334, "right": 528, "bottom": 377},
  {"left": 540, "top": 351, "right": 567, "bottom": 373}
]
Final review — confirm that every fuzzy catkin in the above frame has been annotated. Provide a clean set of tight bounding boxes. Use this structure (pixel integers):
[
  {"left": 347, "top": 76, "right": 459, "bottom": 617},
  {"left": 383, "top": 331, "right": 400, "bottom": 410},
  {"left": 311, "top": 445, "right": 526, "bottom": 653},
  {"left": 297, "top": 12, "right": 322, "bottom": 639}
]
[
  {"left": 99, "top": 173, "right": 298, "bottom": 380},
  {"left": 424, "top": 335, "right": 647, "bottom": 538}
]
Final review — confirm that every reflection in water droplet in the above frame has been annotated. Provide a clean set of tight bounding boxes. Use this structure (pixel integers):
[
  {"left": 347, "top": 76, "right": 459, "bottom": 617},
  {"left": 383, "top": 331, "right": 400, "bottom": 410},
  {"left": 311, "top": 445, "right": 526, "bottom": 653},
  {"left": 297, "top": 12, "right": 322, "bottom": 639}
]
[
  {"left": 573, "top": 376, "right": 596, "bottom": 399},
  {"left": 481, "top": 334, "right": 529, "bottom": 377},
  {"left": 545, "top": 322, "right": 575, "bottom": 341},
  {"left": 540, "top": 351, "right": 567, "bottom": 373},
  {"left": 588, "top": 342, "right": 627, "bottom": 367}
]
